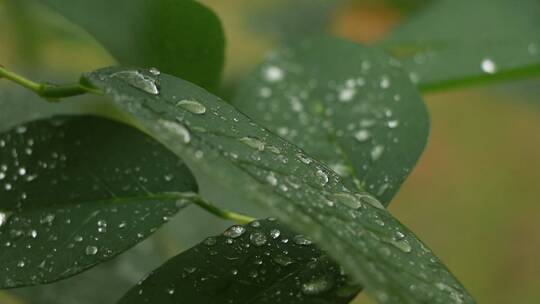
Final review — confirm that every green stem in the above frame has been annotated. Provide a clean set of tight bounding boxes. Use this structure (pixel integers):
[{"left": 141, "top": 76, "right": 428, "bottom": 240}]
[
  {"left": 0, "top": 65, "right": 93, "bottom": 99},
  {"left": 177, "top": 192, "right": 255, "bottom": 224}
]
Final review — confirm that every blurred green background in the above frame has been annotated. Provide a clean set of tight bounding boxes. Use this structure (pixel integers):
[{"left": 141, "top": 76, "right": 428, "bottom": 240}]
[{"left": 0, "top": 0, "right": 539, "bottom": 303}]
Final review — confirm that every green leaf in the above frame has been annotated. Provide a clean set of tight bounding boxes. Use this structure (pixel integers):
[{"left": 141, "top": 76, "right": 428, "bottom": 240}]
[
  {"left": 232, "top": 37, "right": 429, "bottom": 205},
  {"left": 380, "top": 0, "right": 540, "bottom": 92},
  {"left": 83, "top": 67, "right": 475, "bottom": 303},
  {"left": 0, "top": 115, "right": 197, "bottom": 288},
  {"left": 119, "top": 219, "right": 358, "bottom": 304},
  {"left": 41, "top": 0, "right": 225, "bottom": 92}
]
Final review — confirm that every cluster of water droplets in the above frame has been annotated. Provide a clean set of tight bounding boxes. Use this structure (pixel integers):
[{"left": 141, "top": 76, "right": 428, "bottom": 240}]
[
  {"left": 90, "top": 66, "right": 470, "bottom": 304},
  {"left": 0, "top": 116, "right": 191, "bottom": 288},
  {"left": 128, "top": 219, "right": 359, "bottom": 302}
]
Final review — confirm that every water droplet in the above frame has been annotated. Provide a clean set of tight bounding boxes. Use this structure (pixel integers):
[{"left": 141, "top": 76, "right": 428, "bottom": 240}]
[
  {"left": 302, "top": 276, "right": 333, "bottom": 295},
  {"left": 269, "top": 229, "right": 281, "bottom": 239},
  {"left": 380, "top": 76, "right": 391, "bottom": 89},
  {"left": 391, "top": 239, "right": 412, "bottom": 253},
  {"left": 17, "top": 260, "right": 25, "bottom": 268},
  {"left": 159, "top": 119, "right": 190, "bottom": 144},
  {"left": 296, "top": 153, "right": 312, "bottom": 164},
  {"left": 250, "top": 221, "right": 261, "bottom": 228},
  {"left": 40, "top": 214, "right": 55, "bottom": 225},
  {"left": 354, "top": 130, "right": 370, "bottom": 142},
  {"left": 0, "top": 211, "right": 11, "bottom": 227},
  {"left": 263, "top": 65, "right": 284, "bottom": 82},
  {"left": 249, "top": 231, "right": 267, "bottom": 246},
  {"left": 358, "top": 194, "right": 385, "bottom": 210},
  {"left": 239, "top": 136, "right": 265, "bottom": 151},
  {"left": 204, "top": 237, "right": 217, "bottom": 246},
  {"left": 166, "top": 288, "right": 175, "bottom": 295},
  {"left": 223, "top": 225, "right": 246, "bottom": 238},
  {"left": 338, "top": 87, "right": 356, "bottom": 102},
  {"left": 481, "top": 58, "right": 497, "bottom": 74},
  {"left": 112, "top": 70, "right": 159, "bottom": 95},
  {"left": 387, "top": 120, "right": 399, "bottom": 128},
  {"left": 293, "top": 234, "right": 312, "bottom": 246},
  {"left": 149, "top": 67, "right": 161, "bottom": 76},
  {"left": 332, "top": 192, "right": 362, "bottom": 209},
  {"left": 370, "top": 145, "right": 385, "bottom": 161},
  {"left": 273, "top": 254, "right": 293, "bottom": 266},
  {"left": 85, "top": 246, "right": 98, "bottom": 256},
  {"left": 315, "top": 170, "right": 329, "bottom": 186},
  {"left": 177, "top": 99, "right": 206, "bottom": 114},
  {"left": 266, "top": 173, "right": 278, "bottom": 186}
]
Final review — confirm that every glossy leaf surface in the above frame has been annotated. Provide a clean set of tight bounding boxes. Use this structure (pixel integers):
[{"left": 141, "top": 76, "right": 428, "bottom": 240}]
[
  {"left": 83, "top": 67, "right": 474, "bottom": 303},
  {"left": 0, "top": 115, "right": 197, "bottom": 288},
  {"left": 233, "top": 37, "right": 429, "bottom": 204}
]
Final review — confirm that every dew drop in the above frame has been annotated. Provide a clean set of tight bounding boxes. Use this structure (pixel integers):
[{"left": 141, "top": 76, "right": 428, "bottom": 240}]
[
  {"left": 159, "top": 119, "right": 191, "bottom": 144},
  {"left": 0, "top": 211, "right": 11, "bottom": 227},
  {"left": 296, "top": 153, "right": 313, "bottom": 164},
  {"left": 249, "top": 231, "right": 267, "bottom": 246},
  {"left": 387, "top": 120, "right": 399, "bottom": 128},
  {"left": 263, "top": 65, "right": 284, "bottom": 82},
  {"left": 315, "top": 170, "right": 329, "bottom": 186},
  {"left": 266, "top": 173, "right": 278, "bottom": 186},
  {"left": 380, "top": 76, "right": 391, "bottom": 89},
  {"left": 177, "top": 99, "right": 206, "bottom": 114},
  {"left": 269, "top": 229, "right": 281, "bottom": 239},
  {"left": 354, "top": 130, "right": 370, "bottom": 142},
  {"left": 166, "top": 288, "right": 175, "bottom": 295},
  {"left": 149, "top": 67, "right": 161, "bottom": 76},
  {"left": 481, "top": 58, "right": 497, "bottom": 74},
  {"left": 338, "top": 87, "right": 356, "bottom": 102},
  {"left": 204, "top": 237, "right": 217, "bottom": 246},
  {"left": 370, "top": 145, "right": 385, "bottom": 161},
  {"left": 223, "top": 225, "right": 246, "bottom": 238},
  {"left": 332, "top": 192, "right": 362, "bottom": 209},
  {"left": 85, "top": 246, "right": 98, "bottom": 256},
  {"left": 239, "top": 136, "right": 265, "bottom": 151},
  {"left": 302, "top": 276, "right": 333, "bottom": 295},
  {"left": 293, "top": 234, "right": 312, "bottom": 246},
  {"left": 273, "top": 254, "right": 293, "bottom": 266},
  {"left": 112, "top": 70, "right": 159, "bottom": 95},
  {"left": 358, "top": 194, "right": 385, "bottom": 210}
]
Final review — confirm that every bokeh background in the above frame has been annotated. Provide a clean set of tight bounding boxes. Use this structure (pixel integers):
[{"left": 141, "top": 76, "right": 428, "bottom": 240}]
[{"left": 1, "top": 0, "right": 539, "bottom": 303}]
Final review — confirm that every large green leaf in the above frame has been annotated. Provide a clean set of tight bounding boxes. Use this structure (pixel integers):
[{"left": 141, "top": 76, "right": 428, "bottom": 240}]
[
  {"left": 380, "top": 0, "right": 540, "bottom": 91},
  {"left": 83, "top": 67, "right": 475, "bottom": 303},
  {"left": 40, "top": 0, "right": 225, "bottom": 92},
  {"left": 0, "top": 115, "right": 197, "bottom": 288},
  {"left": 119, "top": 219, "right": 358, "bottom": 304},
  {"left": 233, "top": 37, "right": 429, "bottom": 205}
]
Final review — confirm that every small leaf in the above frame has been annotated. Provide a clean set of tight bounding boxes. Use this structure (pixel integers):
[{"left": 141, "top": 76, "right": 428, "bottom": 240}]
[
  {"left": 233, "top": 37, "right": 429, "bottom": 205},
  {"left": 83, "top": 67, "right": 475, "bottom": 303},
  {"left": 380, "top": 0, "right": 540, "bottom": 91},
  {"left": 119, "top": 219, "right": 358, "bottom": 304},
  {"left": 41, "top": 0, "right": 225, "bottom": 92},
  {"left": 0, "top": 115, "right": 197, "bottom": 288}
]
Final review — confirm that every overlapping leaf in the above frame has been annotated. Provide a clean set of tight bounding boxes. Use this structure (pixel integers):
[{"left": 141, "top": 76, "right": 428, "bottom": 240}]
[
  {"left": 83, "top": 66, "right": 474, "bottom": 303},
  {"left": 380, "top": 0, "right": 540, "bottom": 91},
  {"left": 0, "top": 115, "right": 197, "bottom": 288},
  {"left": 119, "top": 219, "right": 359, "bottom": 304},
  {"left": 233, "top": 37, "right": 429, "bottom": 205},
  {"left": 41, "top": 0, "right": 225, "bottom": 92}
]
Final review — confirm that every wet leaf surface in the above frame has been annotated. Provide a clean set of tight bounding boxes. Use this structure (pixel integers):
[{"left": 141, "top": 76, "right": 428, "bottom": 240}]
[
  {"left": 0, "top": 115, "right": 197, "bottom": 288},
  {"left": 83, "top": 67, "right": 474, "bottom": 303}
]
